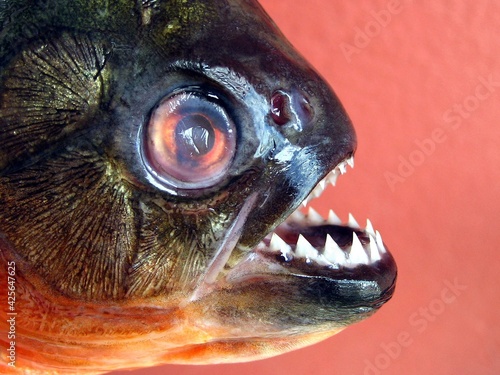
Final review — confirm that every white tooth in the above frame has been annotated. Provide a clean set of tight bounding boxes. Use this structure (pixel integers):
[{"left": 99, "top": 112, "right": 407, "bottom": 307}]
[
  {"left": 339, "top": 162, "right": 347, "bottom": 175},
  {"left": 254, "top": 241, "right": 267, "bottom": 252},
  {"left": 270, "top": 233, "right": 293, "bottom": 261},
  {"left": 365, "top": 219, "right": 375, "bottom": 236},
  {"left": 348, "top": 213, "right": 361, "bottom": 229},
  {"left": 323, "top": 234, "right": 346, "bottom": 265},
  {"left": 319, "top": 179, "right": 326, "bottom": 191},
  {"left": 347, "top": 155, "right": 355, "bottom": 168},
  {"left": 327, "top": 209, "right": 342, "bottom": 225},
  {"left": 311, "top": 186, "right": 322, "bottom": 198},
  {"left": 302, "top": 197, "right": 310, "bottom": 208},
  {"left": 315, "top": 254, "right": 335, "bottom": 267},
  {"left": 369, "top": 235, "right": 381, "bottom": 262},
  {"left": 269, "top": 233, "right": 288, "bottom": 251},
  {"left": 376, "top": 230, "right": 387, "bottom": 254},
  {"left": 289, "top": 209, "right": 306, "bottom": 223},
  {"left": 328, "top": 170, "right": 339, "bottom": 186},
  {"left": 307, "top": 207, "right": 324, "bottom": 225},
  {"left": 296, "top": 235, "right": 319, "bottom": 262},
  {"left": 348, "top": 232, "right": 369, "bottom": 265}
]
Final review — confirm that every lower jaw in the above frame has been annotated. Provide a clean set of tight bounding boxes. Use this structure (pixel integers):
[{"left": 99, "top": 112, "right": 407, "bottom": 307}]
[{"left": 222, "top": 211, "right": 396, "bottom": 291}]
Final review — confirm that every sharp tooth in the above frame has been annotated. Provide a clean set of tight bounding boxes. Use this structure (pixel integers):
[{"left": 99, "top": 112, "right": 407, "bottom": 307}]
[
  {"left": 296, "top": 235, "right": 319, "bottom": 262},
  {"left": 308, "top": 177, "right": 329, "bottom": 201},
  {"left": 269, "top": 233, "right": 285, "bottom": 251},
  {"left": 289, "top": 209, "right": 306, "bottom": 223},
  {"left": 254, "top": 241, "right": 267, "bottom": 252},
  {"left": 375, "top": 230, "right": 387, "bottom": 254},
  {"left": 315, "top": 254, "right": 335, "bottom": 267},
  {"left": 323, "top": 234, "right": 346, "bottom": 265},
  {"left": 311, "top": 186, "right": 322, "bottom": 198},
  {"left": 302, "top": 197, "right": 310, "bottom": 207},
  {"left": 307, "top": 207, "right": 324, "bottom": 225},
  {"left": 327, "top": 209, "right": 342, "bottom": 225},
  {"left": 348, "top": 213, "right": 361, "bottom": 229},
  {"left": 365, "top": 219, "right": 375, "bottom": 236},
  {"left": 319, "top": 179, "right": 326, "bottom": 190},
  {"left": 270, "top": 233, "right": 293, "bottom": 261},
  {"left": 348, "top": 232, "right": 369, "bottom": 265},
  {"left": 339, "top": 162, "right": 347, "bottom": 175},
  {"left": 347, "top": 155, "right": 355, "bottom": 168},
  {"left": 328, "top": 170, "right": 339, "bottom": 186},
  {"left": 369, "top": 234, "right": 381, "bottom": 262}
]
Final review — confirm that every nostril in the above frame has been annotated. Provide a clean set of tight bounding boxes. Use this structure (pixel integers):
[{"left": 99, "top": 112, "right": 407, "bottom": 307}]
[
  {"left": 270, "top": 90, "right": 291, "bottom": 126},
  {"left": 270, "top": 90, "right": 314, "bottom": 131}
]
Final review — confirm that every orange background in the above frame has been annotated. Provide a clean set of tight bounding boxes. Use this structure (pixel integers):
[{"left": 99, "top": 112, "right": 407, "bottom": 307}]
[{"left": 112, "top": 1, "right": 500, "bottom": 374}]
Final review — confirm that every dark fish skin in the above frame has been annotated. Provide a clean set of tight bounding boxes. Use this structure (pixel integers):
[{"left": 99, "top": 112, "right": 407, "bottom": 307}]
[{"left": 0, "top": 0, "right": 396, "bottom": 373}]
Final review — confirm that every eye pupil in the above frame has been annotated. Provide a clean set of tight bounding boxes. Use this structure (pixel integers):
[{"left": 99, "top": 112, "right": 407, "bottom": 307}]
[
  {"left": 144, "top": 91, "right": 236, "bottom": 191},
  {"left": 176, "top": 114, "right": 215, "bottom": 156}
]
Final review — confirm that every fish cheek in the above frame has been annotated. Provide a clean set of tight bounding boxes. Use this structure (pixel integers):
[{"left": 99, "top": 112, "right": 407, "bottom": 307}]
[
  {"left": 0, "top": 147, "right": 138, "bottom": 300},
  {"left": 0, "top": 33, "right": 139, "bottom": 300},
  {"left": 0, "top": 142, "right": 244, "bottom": 303},
  {"left": 0, "top": 32, "right": 110, "bottom": 173},
  {"left": 125, "top": 197, "right": 236, "bottom": 298}
]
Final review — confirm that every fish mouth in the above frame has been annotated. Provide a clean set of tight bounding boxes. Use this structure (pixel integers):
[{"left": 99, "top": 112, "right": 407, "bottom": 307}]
[
  {"left": 190, "top": 155, "right": 396, "bottom": 319},
  {"left": 221, "top": 156, "right": 397, "bottom": 303}
]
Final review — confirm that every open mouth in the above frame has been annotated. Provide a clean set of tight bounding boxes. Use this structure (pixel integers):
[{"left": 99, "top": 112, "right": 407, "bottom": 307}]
[
  {"left": 192, "top": 156, "right": 397, "bottom": 305},
  {"left": 253, "top": 157, "right": 388, "bottom": 270},
  {"left": 227, "top": 155, "right": 396, "bottom": 294}
]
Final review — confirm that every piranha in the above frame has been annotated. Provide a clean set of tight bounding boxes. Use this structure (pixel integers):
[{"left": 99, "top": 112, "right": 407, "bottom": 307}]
[{"left": 0, "top": 0, "right": 397, "bottom": 373}]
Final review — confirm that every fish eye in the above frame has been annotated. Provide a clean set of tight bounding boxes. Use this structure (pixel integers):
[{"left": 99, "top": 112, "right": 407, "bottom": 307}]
[{"left": 143, "top": 91, "right": 236, "bottom": 190}]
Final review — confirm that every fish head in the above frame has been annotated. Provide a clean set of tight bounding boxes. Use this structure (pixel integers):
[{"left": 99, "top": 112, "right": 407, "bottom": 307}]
[{"left": 0, "top": 0, "right": 396, "bottom": 372}]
